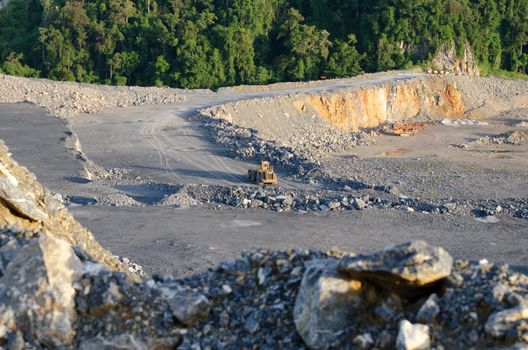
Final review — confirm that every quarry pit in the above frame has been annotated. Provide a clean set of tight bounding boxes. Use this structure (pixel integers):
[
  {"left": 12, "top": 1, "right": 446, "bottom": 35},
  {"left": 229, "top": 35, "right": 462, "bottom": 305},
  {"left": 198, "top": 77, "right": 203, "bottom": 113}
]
[{"left": 0, "top": 71, "right": 527, "bottom": 276}]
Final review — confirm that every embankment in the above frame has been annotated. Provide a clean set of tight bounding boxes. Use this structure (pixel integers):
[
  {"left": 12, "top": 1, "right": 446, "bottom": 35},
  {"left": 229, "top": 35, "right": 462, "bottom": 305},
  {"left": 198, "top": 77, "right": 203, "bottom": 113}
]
[{"left": 202, "top": 76, "right": 465, "bottom": 153}]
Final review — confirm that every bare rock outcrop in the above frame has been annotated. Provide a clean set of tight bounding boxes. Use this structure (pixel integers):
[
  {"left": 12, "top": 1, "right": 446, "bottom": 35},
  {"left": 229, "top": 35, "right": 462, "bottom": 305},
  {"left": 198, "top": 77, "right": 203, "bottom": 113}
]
[
  {"left": 432, "top": 43, "right": 481, "bottom": 76},
  {"left": 0, "top": 233, "right": 81, "bottom": 347}
]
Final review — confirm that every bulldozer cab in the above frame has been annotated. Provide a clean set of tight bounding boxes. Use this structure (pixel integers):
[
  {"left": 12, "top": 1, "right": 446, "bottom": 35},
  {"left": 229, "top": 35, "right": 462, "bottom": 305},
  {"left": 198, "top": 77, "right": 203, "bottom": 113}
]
[{"left": 248, "top": 161, "right": 278, "bottom": 185}]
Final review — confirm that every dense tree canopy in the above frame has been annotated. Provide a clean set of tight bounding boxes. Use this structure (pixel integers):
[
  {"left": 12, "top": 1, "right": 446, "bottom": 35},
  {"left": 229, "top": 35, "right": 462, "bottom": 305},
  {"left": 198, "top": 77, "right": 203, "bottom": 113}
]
[{"left": 1, "top": 0, "right": 527, "bottom": 88}]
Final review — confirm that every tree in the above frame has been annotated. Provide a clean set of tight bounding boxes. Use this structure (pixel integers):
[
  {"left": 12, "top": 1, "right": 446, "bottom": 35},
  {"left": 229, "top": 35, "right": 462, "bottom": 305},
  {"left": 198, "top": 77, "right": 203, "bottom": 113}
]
[
  {"left": 326, "top": 34, "right": 364, "bottom": 77},
  {"left": 275, "top": 8, "right": 331, "bottom": 80},
  {"left": 109, "top": 51, "right": 140, "bottom": 85},
  {"left": 0, "top": 52, "right": 39, "bottom": 77},
  {"left": 3, "top": 0, "right": 527, "bottom": 87}
]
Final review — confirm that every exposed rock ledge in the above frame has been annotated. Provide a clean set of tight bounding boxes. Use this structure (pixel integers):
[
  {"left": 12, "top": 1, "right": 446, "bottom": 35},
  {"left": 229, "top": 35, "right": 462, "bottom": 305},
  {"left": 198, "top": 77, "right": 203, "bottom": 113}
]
[
  {"left": 0, "top": 139, "right": 127, "bottom": 273},
  {"left": 1, "top": 139, "right": 527, "bottom": 349}
]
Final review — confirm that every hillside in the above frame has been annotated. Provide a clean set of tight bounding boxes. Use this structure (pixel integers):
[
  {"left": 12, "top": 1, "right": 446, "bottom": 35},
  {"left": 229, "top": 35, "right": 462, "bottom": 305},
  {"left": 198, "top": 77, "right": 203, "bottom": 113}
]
[{"left": 0, "top": 0, "right": 527, "bottom": 88}]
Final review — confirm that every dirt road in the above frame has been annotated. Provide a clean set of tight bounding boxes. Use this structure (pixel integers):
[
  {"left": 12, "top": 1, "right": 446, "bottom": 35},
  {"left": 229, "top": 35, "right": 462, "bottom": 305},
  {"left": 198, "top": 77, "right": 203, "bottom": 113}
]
[{"left": 71, "top": 73, "right": 421, "bottom": 187}]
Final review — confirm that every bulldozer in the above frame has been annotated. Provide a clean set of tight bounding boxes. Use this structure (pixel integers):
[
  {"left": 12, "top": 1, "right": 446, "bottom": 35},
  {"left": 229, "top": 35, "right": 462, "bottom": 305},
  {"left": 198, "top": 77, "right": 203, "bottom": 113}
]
[{"left": 248, "top": 161, "right": 278, "bottom": 185}]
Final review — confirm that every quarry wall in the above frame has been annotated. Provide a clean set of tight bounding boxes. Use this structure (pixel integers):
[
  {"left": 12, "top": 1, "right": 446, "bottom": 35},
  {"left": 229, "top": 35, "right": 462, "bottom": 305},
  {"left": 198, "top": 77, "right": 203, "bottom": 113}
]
[{"left": 203, "top": 77, "right": 466, "bottom": 149}]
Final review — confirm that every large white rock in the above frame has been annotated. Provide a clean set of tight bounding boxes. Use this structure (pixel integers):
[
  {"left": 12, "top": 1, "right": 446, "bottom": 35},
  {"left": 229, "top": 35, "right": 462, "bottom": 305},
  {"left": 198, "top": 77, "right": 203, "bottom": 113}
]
[
  {"left": 294, "top": 259, "right": 367, "bottom": 350},
  {"left": 397, "top": 320, "right": 430, "bottom": 350},
  {"left": 0, "top": 233, "right": 82, "bottom": 347}
]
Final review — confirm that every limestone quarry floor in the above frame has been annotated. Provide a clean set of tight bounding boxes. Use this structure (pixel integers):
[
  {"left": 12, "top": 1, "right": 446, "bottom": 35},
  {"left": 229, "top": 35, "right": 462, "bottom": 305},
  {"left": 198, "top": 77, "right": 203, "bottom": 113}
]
[
  {"left": 69, "top": 205, "right": 528, "bottom": 277},
  {"left": 325, "top": 123, "right": 528, "bottom": 201},
  {"left": 0, "top": 74, "right": 527, "bottom": 277}
]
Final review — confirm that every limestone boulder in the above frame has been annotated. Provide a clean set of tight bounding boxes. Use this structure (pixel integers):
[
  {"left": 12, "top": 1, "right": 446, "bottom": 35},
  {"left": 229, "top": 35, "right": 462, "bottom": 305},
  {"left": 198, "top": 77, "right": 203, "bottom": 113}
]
[
  {"left": 397, "top": 320, "right": 430, "bottom": 350},
  {"left": 167, "top": 290, "right": 211, "bottom": 326},
  {"left": 0, "top": 233, "right": 82, "bottom": 347},
  {"left": 485, "top": 300, "right": 528, "bottom": 338},
  {"left": 294, "top": 259, "right": 371, "bottom": 350},
  {"left": 339, "top": 241, "right": 453, "bottom": 298}
]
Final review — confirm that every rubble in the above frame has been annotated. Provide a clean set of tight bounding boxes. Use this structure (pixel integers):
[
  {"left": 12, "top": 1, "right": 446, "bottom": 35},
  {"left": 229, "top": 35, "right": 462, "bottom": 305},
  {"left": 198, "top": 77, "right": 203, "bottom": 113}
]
[
  {"left": 0, "top": 74, "right": 208, "bottom": 118},
  {"left": 460, "top": 130, "right": 528, "bottom": 148},
  {"left": 396, "top": 320, "right": 430, "bottom": 350},
  {"left": 97, "top": 193, "right": 144, "bottom": 207},
  {"left": 178, "top": 243, "right": 528, "bottom": 349},
  {"left": 0, "top": 211, "right": 527, "bottom": 349}
]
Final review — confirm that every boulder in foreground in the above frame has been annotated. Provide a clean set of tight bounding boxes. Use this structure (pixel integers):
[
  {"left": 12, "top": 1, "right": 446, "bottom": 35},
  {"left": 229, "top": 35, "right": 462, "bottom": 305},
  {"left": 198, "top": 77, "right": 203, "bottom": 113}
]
[{"left": 338, "top": 240, "right": 453, "bottom": 297}]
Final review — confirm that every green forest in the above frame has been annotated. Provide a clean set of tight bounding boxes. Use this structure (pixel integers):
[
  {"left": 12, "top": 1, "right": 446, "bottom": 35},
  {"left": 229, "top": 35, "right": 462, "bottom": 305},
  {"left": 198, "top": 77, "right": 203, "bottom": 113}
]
[{"left": 1, "top": 0, "right": 527, "bottom": 88}]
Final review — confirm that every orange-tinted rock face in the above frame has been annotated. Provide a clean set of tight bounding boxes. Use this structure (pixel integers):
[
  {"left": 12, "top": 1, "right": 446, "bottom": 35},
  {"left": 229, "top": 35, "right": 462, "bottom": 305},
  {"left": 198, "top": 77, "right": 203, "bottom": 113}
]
[{"left": 297, "top": 79, "right": 465, "bottom": 132}]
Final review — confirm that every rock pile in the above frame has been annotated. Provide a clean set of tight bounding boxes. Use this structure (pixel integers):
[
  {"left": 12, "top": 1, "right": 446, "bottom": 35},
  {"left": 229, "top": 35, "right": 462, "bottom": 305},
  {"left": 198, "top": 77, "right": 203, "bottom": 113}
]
[
  {"left": 82, "top": 181, "right": 526, "bottom": 220},
  {"left": 153, "top": 183, "right": 382, "bottom": 213},
  {"left": 460, "top": 130, "right": 528, "bottom": 148},
  {"left": 0, "top": 225, "right": 212, "bottom": 349},
  {"left": 200, "top": 103, "right": 376, "bottom": 160},
  {"left": 194, "top": 112, "right": 316, "bottom": 176},
  {"left": 1, "top": 140, "right": 527, "bottom": 348},
  {"left": 177, "top": 242, "right": 527, "bottom": 349},
  {"left": 97, "top": 192, "right": 144, "bottom": 207},
  {"left": 0, "top": 74, "right": 205, "bottom": 118}
]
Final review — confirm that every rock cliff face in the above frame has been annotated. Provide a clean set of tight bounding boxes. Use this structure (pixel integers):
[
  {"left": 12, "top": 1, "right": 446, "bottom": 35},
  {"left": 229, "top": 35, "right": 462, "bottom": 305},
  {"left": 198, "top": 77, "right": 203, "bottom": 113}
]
[
  {"left": 432, "top": 43, "right": 481, "bottom": 76},
  {"left": 204, "top": 76, "right": 466, "bottom": 146},
  {"left": 297, "top": 78, "right": 464, "bottom": 131}
]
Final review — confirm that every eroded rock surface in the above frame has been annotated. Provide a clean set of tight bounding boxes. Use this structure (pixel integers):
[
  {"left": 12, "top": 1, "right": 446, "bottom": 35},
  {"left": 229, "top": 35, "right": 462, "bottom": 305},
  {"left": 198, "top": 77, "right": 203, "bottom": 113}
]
[
  {"left": 432, "top": 43, "right": 481, "bottom": 76},
  {"left": 0, "top": 233, "right": 81, "bottom": 347},
  {"left": 339, "top": 241, "right": 453, "bottom": 297}
]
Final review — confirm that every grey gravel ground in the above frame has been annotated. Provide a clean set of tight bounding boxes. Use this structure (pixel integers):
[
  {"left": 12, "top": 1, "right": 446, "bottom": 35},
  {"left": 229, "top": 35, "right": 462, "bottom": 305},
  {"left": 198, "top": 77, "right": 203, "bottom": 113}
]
[{"left": 69, "top": 205, "right": 528, "bottom": 278}]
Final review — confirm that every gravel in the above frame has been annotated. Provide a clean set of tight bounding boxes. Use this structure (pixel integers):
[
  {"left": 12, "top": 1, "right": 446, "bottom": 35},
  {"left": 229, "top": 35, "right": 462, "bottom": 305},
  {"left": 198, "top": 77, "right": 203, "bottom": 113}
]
[
  {"left": 0, "top": 74, "right": 213, "bottom": 118},
  {"left": 174, "top": 246, "right": 528, "bottom": 349},
  {"left": 460, "top": 130, "right": 528, "bottom": 147},
  {"left": 97, "top": 193, "right": 143, "bottom": 207}
]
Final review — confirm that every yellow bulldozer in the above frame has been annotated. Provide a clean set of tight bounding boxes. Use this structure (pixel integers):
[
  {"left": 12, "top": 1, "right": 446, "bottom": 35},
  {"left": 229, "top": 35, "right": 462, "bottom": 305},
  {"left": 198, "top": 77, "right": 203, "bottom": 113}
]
[{"left": 248, "top": 161, "right": 278, "bottom": 185}]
